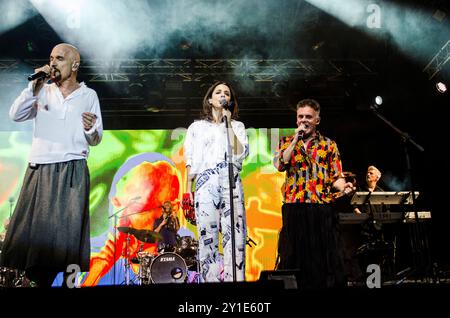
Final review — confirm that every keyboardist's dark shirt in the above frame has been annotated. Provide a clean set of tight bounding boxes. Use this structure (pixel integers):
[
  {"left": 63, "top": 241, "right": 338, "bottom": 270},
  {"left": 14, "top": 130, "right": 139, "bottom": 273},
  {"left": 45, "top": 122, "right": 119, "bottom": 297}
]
[{"left": 356, "top": 185, "right": 388, "bottom": 214}]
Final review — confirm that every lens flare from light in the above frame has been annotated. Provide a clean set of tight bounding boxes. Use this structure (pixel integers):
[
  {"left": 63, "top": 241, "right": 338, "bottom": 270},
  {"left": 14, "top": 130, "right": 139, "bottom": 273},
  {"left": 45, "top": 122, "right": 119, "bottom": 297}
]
[
  {"left": 436, "top": 82, "right": 447, "bottom": 93},
  {"left": 375, "top": 96, "right": 383, "bottom": 105}
]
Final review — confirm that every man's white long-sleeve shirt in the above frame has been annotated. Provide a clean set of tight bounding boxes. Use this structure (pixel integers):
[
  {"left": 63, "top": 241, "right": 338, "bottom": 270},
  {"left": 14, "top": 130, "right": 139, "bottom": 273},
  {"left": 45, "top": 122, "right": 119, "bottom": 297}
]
[{"left": 9, "top": 81, "right": 103, "bottom": 164}]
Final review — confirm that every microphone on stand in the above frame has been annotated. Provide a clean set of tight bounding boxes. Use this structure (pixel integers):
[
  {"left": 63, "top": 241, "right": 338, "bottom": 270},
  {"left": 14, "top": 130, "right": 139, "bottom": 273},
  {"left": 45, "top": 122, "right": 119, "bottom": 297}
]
[
  {"left": 219, "top": 97, "right": 228, "bottom": 109},
  {"left": 219, "top": 97, "right": 234, "bottom": 111},
  {"left": 220, "top": 97, "right": 235, "bottom": 123},
  {"left": 220, "top": 97, "right": 229, "bottom": 123}
]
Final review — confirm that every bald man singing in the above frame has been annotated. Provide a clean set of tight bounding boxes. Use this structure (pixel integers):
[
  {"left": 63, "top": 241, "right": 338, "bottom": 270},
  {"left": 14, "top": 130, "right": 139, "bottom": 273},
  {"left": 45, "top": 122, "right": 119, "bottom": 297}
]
[{"left": 0, "top": 43, "right": 103, "bottom": 287}]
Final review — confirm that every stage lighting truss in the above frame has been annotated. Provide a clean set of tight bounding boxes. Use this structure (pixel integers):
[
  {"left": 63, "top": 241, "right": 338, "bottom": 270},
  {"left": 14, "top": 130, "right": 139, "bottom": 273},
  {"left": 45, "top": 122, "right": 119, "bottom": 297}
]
[
  {"left": 423, "top": 39, "right": 450, "bottom": 80},
  {"left": 0, "top": 58, "right": 377, "bottom": 84}
]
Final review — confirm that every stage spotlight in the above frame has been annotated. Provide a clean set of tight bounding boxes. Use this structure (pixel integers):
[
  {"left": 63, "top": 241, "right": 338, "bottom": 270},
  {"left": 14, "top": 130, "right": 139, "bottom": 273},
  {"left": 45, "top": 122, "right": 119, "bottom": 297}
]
[
  {"left": 436, "top": 81, "right": 447, "bottom": 93},
  {"left": 374, "top": 96, "right": 383, "bottom": 106}
]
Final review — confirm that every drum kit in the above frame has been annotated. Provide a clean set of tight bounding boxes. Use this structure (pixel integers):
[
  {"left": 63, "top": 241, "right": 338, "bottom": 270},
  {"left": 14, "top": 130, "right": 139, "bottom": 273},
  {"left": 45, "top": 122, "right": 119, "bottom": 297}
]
[
  {"left": 0, "top": 266, "right": 30, "bottom": 288},
  {"left": 117, "top": 226, "right": 199, "bottom": 285}
]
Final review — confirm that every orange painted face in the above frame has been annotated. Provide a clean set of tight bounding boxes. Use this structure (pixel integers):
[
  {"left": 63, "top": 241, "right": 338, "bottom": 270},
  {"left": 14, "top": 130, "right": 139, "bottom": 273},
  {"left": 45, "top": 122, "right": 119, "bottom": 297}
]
[{"left": 112, "top": 161, "right": 180, "bottom": 228}]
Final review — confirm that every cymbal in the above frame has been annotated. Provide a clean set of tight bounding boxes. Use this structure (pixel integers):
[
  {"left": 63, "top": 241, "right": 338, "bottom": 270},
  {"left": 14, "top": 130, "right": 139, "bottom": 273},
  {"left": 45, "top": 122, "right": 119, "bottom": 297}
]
[
  {"left": 132, "top": 229, "right": 162, "bottom": 243},
  {"left": 343, "top": 171, "right": 356, "bottom": 177},
  {"left": 117, "top": 227, "right": 162, "bottom": 243}
]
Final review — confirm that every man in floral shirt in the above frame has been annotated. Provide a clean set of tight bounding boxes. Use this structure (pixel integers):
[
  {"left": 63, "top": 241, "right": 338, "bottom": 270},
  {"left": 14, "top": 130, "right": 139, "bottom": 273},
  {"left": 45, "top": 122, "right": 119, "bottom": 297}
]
[{"left": 274, "top": 99, "right": 355, "bottom": 289}]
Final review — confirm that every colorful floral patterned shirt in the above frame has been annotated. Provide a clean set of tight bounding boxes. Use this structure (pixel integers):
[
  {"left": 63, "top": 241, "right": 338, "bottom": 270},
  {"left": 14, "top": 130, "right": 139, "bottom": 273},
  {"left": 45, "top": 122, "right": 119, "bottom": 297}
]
[{"left": 275, "top": 132, "right": 343, "bottom": 204}]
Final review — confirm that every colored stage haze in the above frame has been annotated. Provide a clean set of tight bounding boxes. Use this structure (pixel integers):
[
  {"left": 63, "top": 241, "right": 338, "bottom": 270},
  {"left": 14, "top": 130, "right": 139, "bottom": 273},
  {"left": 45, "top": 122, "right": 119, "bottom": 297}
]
[
  {"left": 305, "top": 0, "right": 450, "bottom": 65},
  {"left": 29, "top": 0, "right": 314, "bottom": 61}
]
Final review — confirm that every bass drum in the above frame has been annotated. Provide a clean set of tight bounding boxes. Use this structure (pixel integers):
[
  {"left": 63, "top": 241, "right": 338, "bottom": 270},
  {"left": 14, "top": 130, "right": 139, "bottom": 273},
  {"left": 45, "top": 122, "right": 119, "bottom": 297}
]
[{"left": 150, "top": 252, "right": 187, "bottom": 284}]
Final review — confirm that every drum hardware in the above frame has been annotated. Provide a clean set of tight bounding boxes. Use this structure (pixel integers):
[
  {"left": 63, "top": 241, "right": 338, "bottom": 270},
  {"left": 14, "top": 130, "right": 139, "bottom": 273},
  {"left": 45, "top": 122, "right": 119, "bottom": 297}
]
[
  {"left": 115, "top": 226, "right": 163, "bottom": 285},
  {"left": 122, "top": 231, "right": 133, "bottom": 285},
  {"left": 135, "top": 236, "right": 200, "bottom": 284},
  {"left": 109, "top": 198, "right": 159, "bottom": 285},
  {"left": 1, "top": 217, "right": 31, "bottom": 288},
  {"left": 157, "top": 242, "right": 176, "bottom": 254},
  {"left": 115, "top": 225, "right": 200, "bottom": 285},
  {"left": 176, "top": 236, "right": 198, "bottom": 271},
  {"left": 109, "top": 202, "right": 134, "bottom": 286},
  {"left": 0, "top": 267, "right": 30, "bottom": 288},
  {"left": 137, "top": 250, "right": 156, "bottom": 285}
]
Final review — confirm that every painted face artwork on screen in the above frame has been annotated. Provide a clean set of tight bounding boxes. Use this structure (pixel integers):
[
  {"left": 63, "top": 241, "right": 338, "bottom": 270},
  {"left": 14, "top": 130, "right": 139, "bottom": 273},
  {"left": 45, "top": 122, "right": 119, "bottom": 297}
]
[{"left": 81, "top": 156, "right": 181, "bottom": 286}]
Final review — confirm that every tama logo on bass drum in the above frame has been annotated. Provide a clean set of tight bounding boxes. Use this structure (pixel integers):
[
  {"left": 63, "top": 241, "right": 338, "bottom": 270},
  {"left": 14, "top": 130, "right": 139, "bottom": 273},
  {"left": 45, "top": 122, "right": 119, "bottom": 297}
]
[{"left": 159, "top": 256, "right": 175, "bottom": 262}]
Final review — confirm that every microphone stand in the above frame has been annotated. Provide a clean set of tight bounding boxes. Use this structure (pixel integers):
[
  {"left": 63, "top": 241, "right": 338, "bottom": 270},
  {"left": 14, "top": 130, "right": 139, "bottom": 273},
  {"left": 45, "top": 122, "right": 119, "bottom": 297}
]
[
  {"left": 369, "top": 105, "right": 429, "bottom": 282},
  {"left": 223, "top": 115, "right": 237, "bottom": 282},
  {"left": 108, "top": 205, "right": 128, "bottom": 286},
  {"left": 361, "top": 192, "right": 377, "bottom": 239},
  {"left": 108, "top": 198, "right": 140, "bottom": 286}
]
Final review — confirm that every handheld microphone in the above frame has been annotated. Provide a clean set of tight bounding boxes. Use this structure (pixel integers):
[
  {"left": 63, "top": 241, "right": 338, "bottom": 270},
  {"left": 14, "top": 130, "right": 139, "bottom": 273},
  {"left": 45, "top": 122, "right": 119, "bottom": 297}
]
[
  {"left": 27, "top": 71, "right": 48, "bottom": 81},
  {"left": 297, "top": 123, "right": 307, "bottom": 139},
  {"left": 219, "top": 96, "right": 228, "bottom": 109}
]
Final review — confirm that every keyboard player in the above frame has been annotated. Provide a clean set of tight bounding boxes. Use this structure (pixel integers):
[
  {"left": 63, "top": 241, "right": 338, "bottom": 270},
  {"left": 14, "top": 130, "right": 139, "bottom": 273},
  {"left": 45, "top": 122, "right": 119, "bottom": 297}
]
[{"left": 353, "top": 165, "right": 388, "bottom": 214}]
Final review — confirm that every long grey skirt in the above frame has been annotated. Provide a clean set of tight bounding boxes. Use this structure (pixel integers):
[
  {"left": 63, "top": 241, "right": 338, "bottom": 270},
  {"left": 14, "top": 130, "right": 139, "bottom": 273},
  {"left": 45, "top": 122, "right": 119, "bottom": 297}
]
[{"left": 0, "top": 160, "right": 91, "bottom": 272}]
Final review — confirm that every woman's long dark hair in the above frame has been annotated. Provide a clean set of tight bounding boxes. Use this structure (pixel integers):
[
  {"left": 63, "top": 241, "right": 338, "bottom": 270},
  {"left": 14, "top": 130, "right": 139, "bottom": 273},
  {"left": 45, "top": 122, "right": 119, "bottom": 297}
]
[{"left": 200, "top": 81, "right": 239, "bottom": 121}]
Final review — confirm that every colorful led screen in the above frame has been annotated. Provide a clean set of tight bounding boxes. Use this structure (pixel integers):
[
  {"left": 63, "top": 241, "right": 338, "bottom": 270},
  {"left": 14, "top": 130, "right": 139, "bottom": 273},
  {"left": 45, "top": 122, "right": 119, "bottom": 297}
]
[{"left": 0, "top": 128, "right": 296, "bottom": 285}]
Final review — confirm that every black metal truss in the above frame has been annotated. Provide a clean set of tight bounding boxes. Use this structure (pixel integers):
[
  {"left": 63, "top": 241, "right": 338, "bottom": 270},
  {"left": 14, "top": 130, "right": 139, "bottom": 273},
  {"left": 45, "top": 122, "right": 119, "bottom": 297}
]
[
  {"left": 423, "top": 39, "right": 450, "bottom": 80},
  {"left": 0, "top": 58, "right": 377, "bottom": 83}
]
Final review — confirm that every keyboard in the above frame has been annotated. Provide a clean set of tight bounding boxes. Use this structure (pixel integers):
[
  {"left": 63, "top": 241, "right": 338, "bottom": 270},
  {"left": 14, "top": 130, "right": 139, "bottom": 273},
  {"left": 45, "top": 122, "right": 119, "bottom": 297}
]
[{"left": 339, "top": 211, "right": 431, "bottom": 224}]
